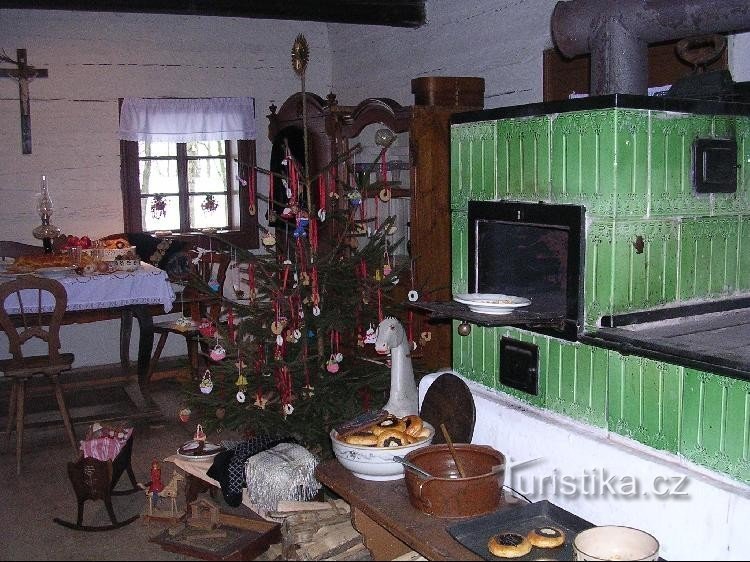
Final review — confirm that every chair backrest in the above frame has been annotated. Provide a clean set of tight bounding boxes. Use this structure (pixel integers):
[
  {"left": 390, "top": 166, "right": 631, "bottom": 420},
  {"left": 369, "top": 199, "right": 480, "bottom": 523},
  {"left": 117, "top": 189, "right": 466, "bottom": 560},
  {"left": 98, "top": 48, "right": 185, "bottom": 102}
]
[{"left": 0, "top": 276, "right": 68, "bottom": 364}]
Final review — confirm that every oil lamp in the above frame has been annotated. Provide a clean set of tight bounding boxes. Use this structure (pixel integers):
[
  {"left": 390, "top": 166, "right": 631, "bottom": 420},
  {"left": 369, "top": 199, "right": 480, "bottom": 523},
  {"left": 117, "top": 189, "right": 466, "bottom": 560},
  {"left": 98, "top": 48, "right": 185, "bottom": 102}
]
[{"left": 32, "top": 174, "right": 61, "bottom": 253}]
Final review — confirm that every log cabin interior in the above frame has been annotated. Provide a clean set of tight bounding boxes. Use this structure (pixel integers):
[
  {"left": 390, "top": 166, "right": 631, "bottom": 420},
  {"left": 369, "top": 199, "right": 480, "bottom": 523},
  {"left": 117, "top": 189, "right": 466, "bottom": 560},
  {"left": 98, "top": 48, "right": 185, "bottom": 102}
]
[{"left": 2, "top": 1, "right": 750, "bottom": 560}]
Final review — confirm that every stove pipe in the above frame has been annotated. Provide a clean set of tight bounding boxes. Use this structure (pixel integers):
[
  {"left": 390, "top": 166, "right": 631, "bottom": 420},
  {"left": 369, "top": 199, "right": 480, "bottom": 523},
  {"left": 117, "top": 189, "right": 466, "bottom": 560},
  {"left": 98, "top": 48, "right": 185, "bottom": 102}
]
[{"left": 551, "top": 0, "right": 750, "bottom": 96}]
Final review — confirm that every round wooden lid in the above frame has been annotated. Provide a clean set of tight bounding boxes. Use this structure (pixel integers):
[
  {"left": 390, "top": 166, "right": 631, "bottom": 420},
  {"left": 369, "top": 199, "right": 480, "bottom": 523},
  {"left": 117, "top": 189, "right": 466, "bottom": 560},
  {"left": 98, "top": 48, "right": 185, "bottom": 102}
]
[{"left": 419, "top": 372, "right": 475, "bottom": 444}]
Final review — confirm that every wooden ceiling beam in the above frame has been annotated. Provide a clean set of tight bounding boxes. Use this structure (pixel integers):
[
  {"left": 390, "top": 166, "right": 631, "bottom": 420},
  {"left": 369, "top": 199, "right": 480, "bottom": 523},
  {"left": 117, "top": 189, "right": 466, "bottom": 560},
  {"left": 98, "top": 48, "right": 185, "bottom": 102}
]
[{"left": 1, "top": 0, "right": 427, "bottom": 28}]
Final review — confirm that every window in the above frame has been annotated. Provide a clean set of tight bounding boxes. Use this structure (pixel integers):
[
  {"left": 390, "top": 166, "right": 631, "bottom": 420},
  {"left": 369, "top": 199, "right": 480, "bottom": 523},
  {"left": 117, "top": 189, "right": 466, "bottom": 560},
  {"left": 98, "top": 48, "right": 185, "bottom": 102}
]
[{"left": 119, "top": 97, "right": 258, "bottom": 249}]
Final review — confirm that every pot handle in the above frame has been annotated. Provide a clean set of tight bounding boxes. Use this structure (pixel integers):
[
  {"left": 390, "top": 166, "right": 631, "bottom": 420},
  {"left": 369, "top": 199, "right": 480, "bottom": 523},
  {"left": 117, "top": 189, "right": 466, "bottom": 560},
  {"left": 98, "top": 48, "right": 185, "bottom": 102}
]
[{"left": 416, "top": 478, "right": 434, "bottom": 514}]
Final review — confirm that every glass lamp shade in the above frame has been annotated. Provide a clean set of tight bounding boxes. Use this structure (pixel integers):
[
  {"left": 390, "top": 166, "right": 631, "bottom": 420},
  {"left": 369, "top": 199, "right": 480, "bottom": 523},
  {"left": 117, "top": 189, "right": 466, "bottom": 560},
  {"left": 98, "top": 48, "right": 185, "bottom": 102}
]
[{"left": 32, "top": 175, "right": 61, "bottom": 241}]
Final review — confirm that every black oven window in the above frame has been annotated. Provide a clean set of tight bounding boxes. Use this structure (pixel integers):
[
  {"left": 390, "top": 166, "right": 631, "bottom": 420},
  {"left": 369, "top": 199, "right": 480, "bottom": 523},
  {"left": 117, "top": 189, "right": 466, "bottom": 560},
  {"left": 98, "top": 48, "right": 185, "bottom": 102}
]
[{"left": 476, "top": 220, "right": 568, "bottom": 306}]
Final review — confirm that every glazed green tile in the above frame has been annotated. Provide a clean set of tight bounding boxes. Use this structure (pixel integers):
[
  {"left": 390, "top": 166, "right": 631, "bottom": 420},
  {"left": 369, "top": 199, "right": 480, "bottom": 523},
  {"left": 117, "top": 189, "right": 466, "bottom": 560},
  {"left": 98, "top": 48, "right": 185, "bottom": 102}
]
[
  {"left": 609, "top": 224, "right": 634, "bottom": 313},
  {"left": 451, "top": 128, "right": 470, "bottom": 209},
  {"left": 607, "top": 354, "right": 681, "bottom": 453},
  {"left": 550, "top": 110, "right": 618, "bottom": 210},
  {"left": 721, "top": 378, "right": 750, "bottom": 464},
  {"left": 613, "top": 110, "right": 649, "bottom": 218},
  {"left": 545, "top": 341, "right": 607, "bottom": 427},
  {"left": 739, "top": 216, "right": 750, "bottom": 291},
  {"left": 586, "top": 221, "right": 614, "bottom": 321},
  {"left": 569, "top": 344, "right": 609, "bottom": 427},
  {"left": 640, "top": 361, "right": 682, "bottom": 453},
  {"left": 451, "top": 122, "right": 495, "bottom": 208},
  {"left": 451, "top": 211, "right": 468, "bottom": 293},
  {"left": 680, "top": 370, "right": 750, "bottom": 483},
  {"left": 505, "top": 117, "right": 551, "bottom": 201},
  {"left": 679, "top": 218, "right": 739, "bottom": 300}
]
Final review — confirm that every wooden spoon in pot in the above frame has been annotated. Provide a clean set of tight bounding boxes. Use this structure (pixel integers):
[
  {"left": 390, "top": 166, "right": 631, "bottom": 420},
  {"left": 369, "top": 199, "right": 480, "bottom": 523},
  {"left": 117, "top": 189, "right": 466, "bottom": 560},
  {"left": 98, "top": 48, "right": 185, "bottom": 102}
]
[{"left": 440, "top": 423, "right": 468, "bottom": 478}]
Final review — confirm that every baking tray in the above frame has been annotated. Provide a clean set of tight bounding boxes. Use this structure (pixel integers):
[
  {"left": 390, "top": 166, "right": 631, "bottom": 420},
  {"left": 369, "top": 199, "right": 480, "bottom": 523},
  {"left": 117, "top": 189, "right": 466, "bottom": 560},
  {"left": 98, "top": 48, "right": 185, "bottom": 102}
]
[{"left": 447, "top": 500, "right": 594, "bottom": 561}]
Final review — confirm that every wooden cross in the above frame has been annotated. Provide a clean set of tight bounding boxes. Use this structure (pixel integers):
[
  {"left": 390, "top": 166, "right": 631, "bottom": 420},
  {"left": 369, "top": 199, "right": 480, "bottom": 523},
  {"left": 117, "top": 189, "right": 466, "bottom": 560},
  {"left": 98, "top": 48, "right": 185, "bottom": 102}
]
[{"left": 0, "top": 49, "right": 49, "bottom": 154}]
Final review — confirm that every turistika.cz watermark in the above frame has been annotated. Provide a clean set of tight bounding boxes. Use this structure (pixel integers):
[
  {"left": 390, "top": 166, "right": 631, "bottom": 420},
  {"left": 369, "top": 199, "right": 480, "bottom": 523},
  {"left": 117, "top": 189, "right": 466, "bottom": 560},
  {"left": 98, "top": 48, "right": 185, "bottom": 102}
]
[{"left": 505, "top": 459, "right": 691, "bottom": 500}]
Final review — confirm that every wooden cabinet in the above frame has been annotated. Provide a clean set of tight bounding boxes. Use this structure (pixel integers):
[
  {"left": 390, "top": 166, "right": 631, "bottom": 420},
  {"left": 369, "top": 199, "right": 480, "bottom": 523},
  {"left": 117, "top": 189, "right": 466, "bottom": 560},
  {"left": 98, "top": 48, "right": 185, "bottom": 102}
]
[{"left": 268, "top": 78, "right": 484, "bottom": 371}]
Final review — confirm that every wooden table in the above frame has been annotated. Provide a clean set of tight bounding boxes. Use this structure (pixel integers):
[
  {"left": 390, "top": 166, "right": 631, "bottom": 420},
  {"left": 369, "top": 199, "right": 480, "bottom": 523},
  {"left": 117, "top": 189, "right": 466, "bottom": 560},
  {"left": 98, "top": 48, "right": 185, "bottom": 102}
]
[
  {"left": 315, "top": 459, "right": 523, "bottom": 561},
  {"left": 3, "top": 264, "right": 175, "bottom": 412}
]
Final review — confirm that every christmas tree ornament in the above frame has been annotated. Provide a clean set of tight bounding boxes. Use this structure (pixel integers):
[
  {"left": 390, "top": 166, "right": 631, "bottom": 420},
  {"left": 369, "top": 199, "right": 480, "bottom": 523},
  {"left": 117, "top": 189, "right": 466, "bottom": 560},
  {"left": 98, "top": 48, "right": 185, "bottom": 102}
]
[
  {"left": 236, "top": 390, "right": 246, "bottom": 403},
  {"left": 420, "top": 331, "right": 432, "bottom": 344},
  {"left": 198, "top": 319, "right": 216, "bottom": 338},
  {"left": 282, "top": 403, "right": 294, "bottom": 417},
  {"left": 364, "top": 324, "right": 377, "bottom": 344},
  {"left": 270, "top": 320, "right": 285, "bottom": 335},
  {"left": 178, "top": 407, "right": 191, "bottom": 423},
  {"left": 276, "top": 334, "right": 284, "bottom": 346},
  {"left": 253, "top": 391, "right": 269, "bottom": 409},
  {"left": 312, "top": 305, "right": 321, "bottom": 316},
  {"left": 408, "top": 289, "right": 419, "bottom": 302},
  {"left": 262, "top": 232, "right": 276, "bottom": 246},
  {"left": 379, "top": 187, "right": 392, "bottom": 202},
  {"left": 174, "top": 315, "right": 193, "bottom": 331},
  {"left": 318, "top": 208, "right": 326, "bottom": 221},
  {"left": 374, "top": 127, "right": 396, "bottom": 148},
  {"left": 199, "top": 370, "right": 214, "bottom": 394},
  {"left": 326, "top": 356, "right": 340, "bottom": 373},
  {"left": 210, "top": 342, "right": 226, "bottom": 361},
  {"left": 457, "top": 321, "right": 472, "bottom": 336},
  {"left": 348, "top": 189, "right": 362, "bottom": 206},
  {"left": 194, "top": 424, "right": 207, "bottom": 441}
]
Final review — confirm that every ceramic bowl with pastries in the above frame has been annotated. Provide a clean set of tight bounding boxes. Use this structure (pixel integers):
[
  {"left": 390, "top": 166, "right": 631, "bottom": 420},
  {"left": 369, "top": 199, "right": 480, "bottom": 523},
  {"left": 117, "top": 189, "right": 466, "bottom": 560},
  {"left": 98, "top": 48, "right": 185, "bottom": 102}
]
[{"left": 330, "top": 411, "right": 435, "bottom": 481}]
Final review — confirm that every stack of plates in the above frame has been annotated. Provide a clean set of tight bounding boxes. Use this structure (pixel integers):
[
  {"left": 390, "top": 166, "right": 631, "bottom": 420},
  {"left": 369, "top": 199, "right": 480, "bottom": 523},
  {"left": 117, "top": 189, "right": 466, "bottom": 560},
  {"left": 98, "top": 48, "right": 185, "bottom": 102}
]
[{"left": 453, "top": 293, "right": 531, "bottom": 315}]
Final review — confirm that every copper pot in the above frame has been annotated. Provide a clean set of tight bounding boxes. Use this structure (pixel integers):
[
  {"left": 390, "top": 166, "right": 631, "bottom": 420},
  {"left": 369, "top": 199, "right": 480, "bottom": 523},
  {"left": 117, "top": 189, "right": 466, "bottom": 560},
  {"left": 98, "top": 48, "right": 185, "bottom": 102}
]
[{"left": 403, "top": 444, "right": 505, "bottom": 518}]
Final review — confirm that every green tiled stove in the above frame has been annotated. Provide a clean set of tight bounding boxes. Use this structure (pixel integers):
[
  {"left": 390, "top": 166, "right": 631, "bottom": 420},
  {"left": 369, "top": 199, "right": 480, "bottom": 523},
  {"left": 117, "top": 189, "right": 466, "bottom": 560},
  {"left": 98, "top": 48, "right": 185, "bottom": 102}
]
[{"left": 443, "top": 94, "right": 750, "bottom": 484}]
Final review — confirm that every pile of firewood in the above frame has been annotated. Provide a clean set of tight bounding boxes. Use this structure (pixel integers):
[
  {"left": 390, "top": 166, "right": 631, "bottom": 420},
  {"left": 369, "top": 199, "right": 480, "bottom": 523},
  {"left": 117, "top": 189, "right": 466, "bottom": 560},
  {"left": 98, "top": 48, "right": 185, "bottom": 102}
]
[{"left": 257, "top": 500, "right": 371, "bottom": 561}]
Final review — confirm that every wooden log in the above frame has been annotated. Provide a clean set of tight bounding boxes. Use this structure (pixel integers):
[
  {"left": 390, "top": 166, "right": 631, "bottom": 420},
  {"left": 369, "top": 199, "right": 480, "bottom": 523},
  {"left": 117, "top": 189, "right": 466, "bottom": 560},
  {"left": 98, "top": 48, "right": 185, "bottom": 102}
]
[{"left": 218, "top": 512, "right": 279, "bottom": 533}]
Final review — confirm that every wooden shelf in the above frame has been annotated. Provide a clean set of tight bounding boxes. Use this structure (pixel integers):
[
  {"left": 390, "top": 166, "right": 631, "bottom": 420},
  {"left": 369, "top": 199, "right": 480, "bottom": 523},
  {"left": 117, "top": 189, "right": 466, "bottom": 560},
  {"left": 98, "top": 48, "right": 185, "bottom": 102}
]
[{"left": 408, "top": 299, "right": 567, "bottom": 330}]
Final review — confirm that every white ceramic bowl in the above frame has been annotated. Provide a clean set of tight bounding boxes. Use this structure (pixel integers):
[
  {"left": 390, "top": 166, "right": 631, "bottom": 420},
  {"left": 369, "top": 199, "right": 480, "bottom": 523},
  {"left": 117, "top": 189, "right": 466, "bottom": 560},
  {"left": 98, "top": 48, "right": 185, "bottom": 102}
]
[
  {"left": 573, "top": 526, "right": 659, "bottom": 561},
  {"left": 330, "top": 422, "right": 435, "bottom": 481}
]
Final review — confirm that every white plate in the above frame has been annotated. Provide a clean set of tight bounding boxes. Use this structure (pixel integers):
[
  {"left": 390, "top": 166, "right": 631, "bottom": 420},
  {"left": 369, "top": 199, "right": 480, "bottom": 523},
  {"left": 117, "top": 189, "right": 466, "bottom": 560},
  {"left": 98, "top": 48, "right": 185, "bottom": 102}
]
[
  {"left": 454, "top": 293, "right": 531, "bottom": 307},
  {"left": 176, "top": 441, "right": 224, "bottom": 461},
  {"left": 35, "top": 266, "right": 76, "bottom": 278}
]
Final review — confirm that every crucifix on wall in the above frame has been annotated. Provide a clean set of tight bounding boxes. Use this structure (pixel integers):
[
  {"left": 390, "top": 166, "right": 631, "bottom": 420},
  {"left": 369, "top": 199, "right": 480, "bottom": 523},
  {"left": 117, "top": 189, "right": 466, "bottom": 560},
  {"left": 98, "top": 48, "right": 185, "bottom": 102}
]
[{"left": 0, "top": 49, "right": 49, "bottom": 154}]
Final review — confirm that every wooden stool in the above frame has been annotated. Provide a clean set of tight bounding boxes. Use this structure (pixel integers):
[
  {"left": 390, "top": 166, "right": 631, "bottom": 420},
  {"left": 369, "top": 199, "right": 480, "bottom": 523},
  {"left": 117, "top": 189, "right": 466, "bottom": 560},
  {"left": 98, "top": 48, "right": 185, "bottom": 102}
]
[{"left": 53, "top": 432, "right": 141, "bottom": 531}]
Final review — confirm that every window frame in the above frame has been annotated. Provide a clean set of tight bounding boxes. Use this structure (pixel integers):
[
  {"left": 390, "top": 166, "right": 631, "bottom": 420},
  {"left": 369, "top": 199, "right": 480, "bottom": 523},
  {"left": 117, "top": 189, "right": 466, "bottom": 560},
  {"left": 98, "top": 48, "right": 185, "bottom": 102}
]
[{"left": 119, "top": 99, "right": 259, "bottom": 250}]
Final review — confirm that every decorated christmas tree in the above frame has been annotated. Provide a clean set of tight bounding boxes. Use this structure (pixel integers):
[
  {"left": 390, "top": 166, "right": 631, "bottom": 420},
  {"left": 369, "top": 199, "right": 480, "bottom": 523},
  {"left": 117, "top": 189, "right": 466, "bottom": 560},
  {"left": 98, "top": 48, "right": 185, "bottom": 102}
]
[{"left": 182, "top": 35, "right": 424, "bottom": 457}]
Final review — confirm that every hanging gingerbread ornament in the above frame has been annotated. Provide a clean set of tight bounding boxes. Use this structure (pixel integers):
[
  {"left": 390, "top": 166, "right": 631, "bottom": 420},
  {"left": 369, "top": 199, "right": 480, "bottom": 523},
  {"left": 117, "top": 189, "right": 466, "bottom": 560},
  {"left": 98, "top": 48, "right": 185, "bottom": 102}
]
[
  {"left": 326, "top": 355, "right": 339, "bottom": 373},
  {"left": 210, "top": 341, "right": 226, "bottom": 361},
  {"left": 199, "top": 369, "right": 214, "bottom": 394},
  {"left": 262, "top": 232, "right": 276, "bottom": 247}
]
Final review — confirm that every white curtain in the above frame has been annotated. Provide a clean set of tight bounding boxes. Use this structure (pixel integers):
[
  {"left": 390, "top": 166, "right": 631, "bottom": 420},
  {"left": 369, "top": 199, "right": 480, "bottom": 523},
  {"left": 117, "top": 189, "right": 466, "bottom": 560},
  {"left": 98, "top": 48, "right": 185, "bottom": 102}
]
[{"left": 118, "top": 97, "right": 256, "bottom": 142}]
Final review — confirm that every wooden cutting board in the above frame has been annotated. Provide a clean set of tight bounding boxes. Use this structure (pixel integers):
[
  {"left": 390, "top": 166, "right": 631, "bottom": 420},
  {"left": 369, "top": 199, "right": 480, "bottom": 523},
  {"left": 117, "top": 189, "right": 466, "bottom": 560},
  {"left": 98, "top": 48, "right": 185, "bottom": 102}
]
[{"left": 419, "top": 372, "right": 475, "bottom": 444}]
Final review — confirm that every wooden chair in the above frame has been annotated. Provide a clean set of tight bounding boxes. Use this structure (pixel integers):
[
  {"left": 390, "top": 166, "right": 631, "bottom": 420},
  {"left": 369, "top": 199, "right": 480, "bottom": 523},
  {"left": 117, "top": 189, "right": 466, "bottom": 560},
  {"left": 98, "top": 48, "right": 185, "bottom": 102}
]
[
  {"left": 148, "top": 248, "right": 230, "bottom": 382},
  {"left": 0, "top": 276, "right": 78, "bottom": 475}
]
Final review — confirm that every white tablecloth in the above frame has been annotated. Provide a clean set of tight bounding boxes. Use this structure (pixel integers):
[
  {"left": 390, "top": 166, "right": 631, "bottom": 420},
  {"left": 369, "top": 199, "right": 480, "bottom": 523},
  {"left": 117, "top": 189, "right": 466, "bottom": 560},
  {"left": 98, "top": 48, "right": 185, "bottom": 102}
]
[{"left": 3, "top": 262, "right": 175, "bottom": 315}]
